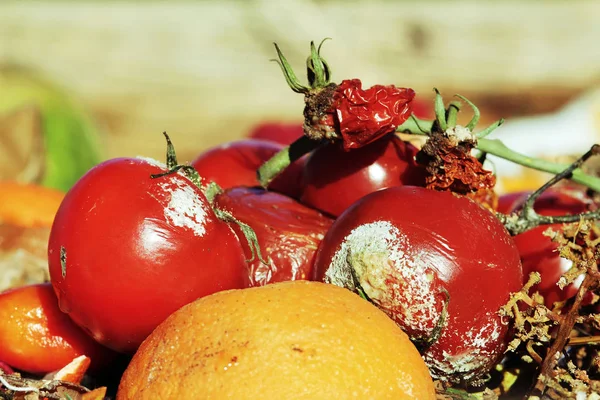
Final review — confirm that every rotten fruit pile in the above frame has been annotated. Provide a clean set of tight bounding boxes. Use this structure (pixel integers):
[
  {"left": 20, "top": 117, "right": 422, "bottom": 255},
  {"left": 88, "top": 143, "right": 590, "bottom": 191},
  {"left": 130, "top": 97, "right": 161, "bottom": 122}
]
[{"left": 1, "top": 41, "right": 600, "bottom": 400}]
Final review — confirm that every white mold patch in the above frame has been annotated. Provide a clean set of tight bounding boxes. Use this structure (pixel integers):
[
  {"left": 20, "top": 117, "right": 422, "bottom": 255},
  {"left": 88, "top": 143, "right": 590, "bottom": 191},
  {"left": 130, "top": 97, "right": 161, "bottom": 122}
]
[
  {"left": 136, "top": 157, "right": 209, "bottom": 237},
  {"left": 444, "top": 125, "right": 475, "bottom": 144},
  {"left": 149, "top": 176, "right": 208, "bottom": 237},
  {"left": 423, "top": 312, "right": 504, "bottom": 383},
  {"left": 136, "top": 156, "right": 167, "bottom": 169},
  {"left": 160, "top": 179, "right": 207, "bottom": 237},
  {"left": 326, "top": 220, "right": 445, "bottom": 338}
]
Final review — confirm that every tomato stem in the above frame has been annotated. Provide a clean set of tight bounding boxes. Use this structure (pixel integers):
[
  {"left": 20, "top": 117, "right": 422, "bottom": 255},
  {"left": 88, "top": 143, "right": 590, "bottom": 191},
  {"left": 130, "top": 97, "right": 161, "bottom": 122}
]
[
  {"left": 306, "top": 40, "right": 331, "bottom": 88},
  {"left": 162, "top": 131, "right": 178, "bottom": 168},
  {"left": 272, "top": 43, "right": 309, "bottom": 94},
  {"left": 433, "top": 88, "right": 447, "bottom": 131},
  {"left": 150, "top": 164, "right": 203, "bottom": 188},
  {"left": 257, "top": 135, "right": 320, "bottom": 188},
  {"left": 397, "top": 116, "right": 600, "bottom": 193},
  {"left": 567, "top": 335, "right": 600, "bottom": 346},
  {"left": 475, "top": 120, "right": 504, "bottom": 139},
  {"left": 203, "top": 181, "right": 222, "bottom": 204},
  {"left": 454, "top": 94, "right": 480, "bottom": 131},
  {"left": 479, "top": 139, "right": 600, "bottom": 193},
  {"left": 212, "top": 207, "right": 268, "bottom": 265},
  {"left": 497, "top": 145, "right": 600, "bottom": 235},
  {"left": 397, "top": 115, "right": 433, "bottom": 136},
  {"left": 445, "top": 101, "right": 461, "bottom": 128}
]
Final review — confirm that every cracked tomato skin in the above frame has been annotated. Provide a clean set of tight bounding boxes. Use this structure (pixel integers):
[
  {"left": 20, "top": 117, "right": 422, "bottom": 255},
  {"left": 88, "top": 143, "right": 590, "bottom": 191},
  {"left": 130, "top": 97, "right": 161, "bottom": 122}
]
[
  {"left": 191, "top": 139, "right": 304, "bottom": 199},
  {"left": 48, "top": 158, "right": 248, "bottom": 354},
  {"left": 214, "top": 187, "right": 333, "bottom": 286},
  {"left": 300, "top": 133, "right": 426, "bottom": 217},
  {"left": 501, "top": 187, "right": 596, "bottom": 307},
  {"left": 313, "top": 186, "right": 523, "bottom": 384}
]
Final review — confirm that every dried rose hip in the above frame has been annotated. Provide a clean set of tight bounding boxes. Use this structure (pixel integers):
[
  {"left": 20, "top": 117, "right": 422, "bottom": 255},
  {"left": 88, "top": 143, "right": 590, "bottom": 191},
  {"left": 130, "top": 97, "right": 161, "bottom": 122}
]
[
  {"left": 257, "top": 41, "right": 417, "bottom": 189},
  {"left": 274, "top": 42, "right": 415, "bottom": 150},
  {"left": 321, "top": 78, "right": 415, "bottom": 150},
  {"left": 313, "top": 186, "right": 523, "bottom": 384}
]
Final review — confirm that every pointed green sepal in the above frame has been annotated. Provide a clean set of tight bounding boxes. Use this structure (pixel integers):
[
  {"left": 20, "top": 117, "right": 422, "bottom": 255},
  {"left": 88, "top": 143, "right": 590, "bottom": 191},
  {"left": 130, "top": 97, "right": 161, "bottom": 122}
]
[{"left": 272, "top": 43, "right": 309, "bottom": 94}]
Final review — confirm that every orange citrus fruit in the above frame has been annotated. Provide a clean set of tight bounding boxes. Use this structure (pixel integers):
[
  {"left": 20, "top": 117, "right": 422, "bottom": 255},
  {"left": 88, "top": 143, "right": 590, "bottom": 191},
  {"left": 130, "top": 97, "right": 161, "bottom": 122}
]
[
  {"left": 0, "top": 283, "right": 115, "bottom": 374},
  {"left": 0, "top": 181, "right": 64, "bottom": 291},
  {"left": 0, "top": 181, "right": 64, "bottom": 227},
  {"left": 117, "top": 280, "right": 436, "bottom": 399}
]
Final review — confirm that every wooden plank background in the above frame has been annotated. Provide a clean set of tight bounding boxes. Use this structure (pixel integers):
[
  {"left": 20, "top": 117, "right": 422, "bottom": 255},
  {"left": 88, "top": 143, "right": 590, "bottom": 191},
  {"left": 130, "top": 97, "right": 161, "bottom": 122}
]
[{"left": 1, "top": 0, "right": 599, "bottom": 162}]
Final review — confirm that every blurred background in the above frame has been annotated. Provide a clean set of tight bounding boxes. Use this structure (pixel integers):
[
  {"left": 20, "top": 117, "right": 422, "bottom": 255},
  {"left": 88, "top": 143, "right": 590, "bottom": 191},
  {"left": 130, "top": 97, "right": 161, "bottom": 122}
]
[{"left": 1, "top": 0, "right": 599, "bottom": 192}]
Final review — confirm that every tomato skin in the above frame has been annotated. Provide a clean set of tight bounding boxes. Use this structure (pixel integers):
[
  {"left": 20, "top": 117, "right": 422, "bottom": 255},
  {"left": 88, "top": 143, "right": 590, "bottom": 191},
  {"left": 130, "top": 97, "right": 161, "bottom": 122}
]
[
  {"left": 300, "top": 133, "right": 426, "bottom": 217},
  {"left": 214, "top": 187, "right": 333, "bottom": 286},
  {"left": 48, "top": 158, "right": 248, "bottom": 354},
  {"left": 496, "top": 190, "right": 530, "bottom": 214},
  {"left": 191, "top": 139, "right": 304, "bottom": 199},
  {"left": 0, "top": 283, "right": 114, "bottom": 374},
  {"left": 313, "top": 186, "right": 523, "bottom": 383},
  {"left": 247, "top": 122, "right": 303, "bottom": 146},
  {"left": 502, "top": 187, "right": 595, "bottom": 306}
]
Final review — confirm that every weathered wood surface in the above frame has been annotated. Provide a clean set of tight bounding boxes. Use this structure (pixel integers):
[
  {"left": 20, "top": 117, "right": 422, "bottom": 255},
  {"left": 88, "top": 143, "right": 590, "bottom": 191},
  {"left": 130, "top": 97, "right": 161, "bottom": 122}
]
[{"left": 1, "top": 0, "right": 598, "bottom": 161}]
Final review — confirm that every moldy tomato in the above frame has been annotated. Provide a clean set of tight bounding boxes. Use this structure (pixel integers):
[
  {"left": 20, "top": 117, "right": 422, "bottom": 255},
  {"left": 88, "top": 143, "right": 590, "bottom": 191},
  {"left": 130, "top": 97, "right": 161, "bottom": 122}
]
[
  {"left": 300, "top": 133, "right": 426, "bottom": 217},
  {"left": 48, "top": 157, "right": 248, "bottom": 353},
  {"left": 213, "top": 187, "right": 333, "bottom": 286},
  {"left": 313, "top": 186, "right": 523, "bottom": 384}
]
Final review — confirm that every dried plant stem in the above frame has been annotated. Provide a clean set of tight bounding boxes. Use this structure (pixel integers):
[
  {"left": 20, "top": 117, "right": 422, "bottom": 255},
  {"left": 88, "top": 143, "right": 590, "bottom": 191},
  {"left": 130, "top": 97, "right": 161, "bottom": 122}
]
[
  {"left": 532, "top": 272, "right": 598, "bottom": 395},
  {"left": 498, "top": 144, "right": 600, "bottom": 236},
  {"left": 567, "top": 335, "right": 600, "bottom": 346}
]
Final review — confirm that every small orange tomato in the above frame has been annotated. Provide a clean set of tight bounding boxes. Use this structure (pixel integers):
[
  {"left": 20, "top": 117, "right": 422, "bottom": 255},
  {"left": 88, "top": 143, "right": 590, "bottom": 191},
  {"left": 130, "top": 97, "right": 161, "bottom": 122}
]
[{"left": 0, "top": 283, "right": 114, "bottom": 374}]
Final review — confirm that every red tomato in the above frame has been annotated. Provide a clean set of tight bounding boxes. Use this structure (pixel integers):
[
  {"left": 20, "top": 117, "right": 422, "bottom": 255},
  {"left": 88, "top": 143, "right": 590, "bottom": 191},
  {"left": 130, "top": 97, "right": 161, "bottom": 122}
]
[
  {"left": 48, "top": 158, "right": 248, "bottom": 353},
  {"left": 502, "top": 186, "right": 596, "bottom": 307},
  {"left": 213, "top": 187, "right": 333, "bottom": 286},
  {"left": 496, "top": 190, "right": 530, "bottom": 214},
  {"left": 313, "top": 186, "right": 523, "bottom": 384},
  {"left": 247, "top": 122, "right": 303, "bottom": 145},
  {"left": 191, "top": 139, "right": 304, "bottom": 199},
  {"left": 300, "top": 133, "right": 426, "bottom": 217}
]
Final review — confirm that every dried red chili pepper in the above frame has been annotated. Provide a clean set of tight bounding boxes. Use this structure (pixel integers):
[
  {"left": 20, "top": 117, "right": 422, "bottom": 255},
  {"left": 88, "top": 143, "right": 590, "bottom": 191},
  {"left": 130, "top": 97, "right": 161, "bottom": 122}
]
[
  {"left": 257, "top": 41, "right": 416, "bottom": 187},
  {"left": 331, "top": 79, "right": 415, "bottom": 150}
]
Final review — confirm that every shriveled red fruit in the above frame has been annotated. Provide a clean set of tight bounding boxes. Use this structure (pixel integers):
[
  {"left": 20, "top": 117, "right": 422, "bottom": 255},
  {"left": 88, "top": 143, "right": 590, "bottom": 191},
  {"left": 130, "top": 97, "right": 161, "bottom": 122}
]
[
  {"left": 300, "top": 133, "right": 426, "bottom": 217},
  {"left": 272, "top": 43, "right": 415, "bottom": 150},
  {"left": 313, "top": 186, "right": 523, "bottom": 384},
  {"left": 48, "top": 157, "right": 249, "bottom": 353},
  {"left": 213, "top": 187, "right": 333, "bottom": 286},
  {"left": 191, "top": 139, "right": 304, "bottom": 199},
  {"left": 502, "top": 186, "right": 597, "bottom": 307},
  {"left": 247, "top": 122, "right": 303, "bottom": 146},
  {"left": 326, "top": 79, "right": 415, "bottom": 150}
]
